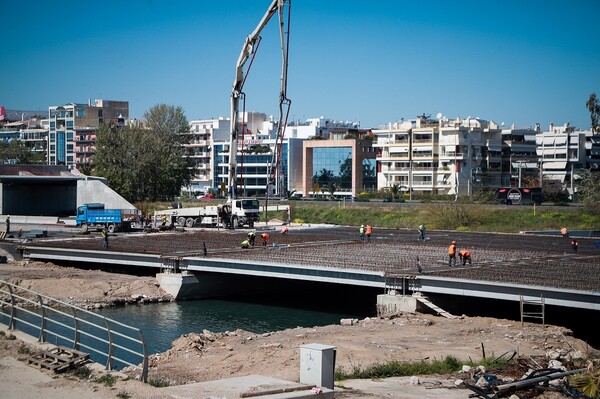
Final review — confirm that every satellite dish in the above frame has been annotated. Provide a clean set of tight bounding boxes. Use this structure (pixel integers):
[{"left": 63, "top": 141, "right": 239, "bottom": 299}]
[{"left": 436, "top": 112, "right": 442, "bottom": 120}]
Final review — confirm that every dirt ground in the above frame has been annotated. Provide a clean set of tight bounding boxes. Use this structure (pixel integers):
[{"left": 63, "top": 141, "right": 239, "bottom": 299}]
[{"left": 1, "top": 259, "right": 598, "bottom": 399}]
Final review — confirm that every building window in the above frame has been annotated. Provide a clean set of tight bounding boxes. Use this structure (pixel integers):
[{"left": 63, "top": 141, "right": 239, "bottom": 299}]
[
  {"left": 77, "top": 109, "right": 85, "bottom": 117},
  {"left": 313, "top": 147, "right": 353, "bottom": 189}
]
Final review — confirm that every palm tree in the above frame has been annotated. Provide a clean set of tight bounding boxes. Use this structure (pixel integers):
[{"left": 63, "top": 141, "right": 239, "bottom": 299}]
[
  {"left": 326, "top": 182, "right": 338, "bottom": 200},
  {"left": 284, "top": 189, "right": 297, "bottom": 200},
  {"left": 389, "top": 184, "right": 401, "bottom": 202}
]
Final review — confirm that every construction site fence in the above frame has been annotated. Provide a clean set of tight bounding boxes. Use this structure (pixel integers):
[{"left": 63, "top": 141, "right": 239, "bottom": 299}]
[{"left": 0, "top": 279, "right": 148, "bottom": 382}]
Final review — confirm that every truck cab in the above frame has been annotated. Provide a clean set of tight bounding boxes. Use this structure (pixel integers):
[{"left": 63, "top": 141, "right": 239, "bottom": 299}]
[{"left": 221, "top": 198, "right": 260, "bottom": 229}]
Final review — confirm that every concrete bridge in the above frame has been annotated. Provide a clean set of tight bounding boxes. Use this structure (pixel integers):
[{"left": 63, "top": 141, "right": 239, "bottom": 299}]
[{"left": 15, "top": 224, "right": 600, "bottom": 313}]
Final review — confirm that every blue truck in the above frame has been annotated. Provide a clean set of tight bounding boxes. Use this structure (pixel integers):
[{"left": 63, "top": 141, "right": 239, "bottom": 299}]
[{"left": 76, "top": 203, "right": 139, "bottom": 233}]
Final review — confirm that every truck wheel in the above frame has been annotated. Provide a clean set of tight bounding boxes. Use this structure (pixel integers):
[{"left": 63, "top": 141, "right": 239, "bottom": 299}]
[
  {"left": 107, "top": 224, "right": 116, "bottom": 233},
  {"left": 81, "top": 223, "right": 89, "bottom": 232},
  {"left": 177, "top": 216, "right": 186, "bottom": 226},
  {"left": 186, "top": 218, "right": 195, "bottom": 228}
]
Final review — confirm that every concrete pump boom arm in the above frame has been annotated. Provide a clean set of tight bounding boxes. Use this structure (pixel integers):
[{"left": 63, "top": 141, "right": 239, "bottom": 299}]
[{"left": 228, "top": 0, "right": 291, "bottom": 201}]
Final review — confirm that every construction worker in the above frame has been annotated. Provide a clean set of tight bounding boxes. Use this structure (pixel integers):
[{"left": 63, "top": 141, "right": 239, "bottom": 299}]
[
  {"left": 418, "top": 224, "right": 426, "bottom": 241},
  {"left": 561, "top": 227, "right": 568, "bottom": 237},
  {"left": 261, "top": 232, "right": 270, "bottom": 246},
  {"left": 448, "top": 240, "right": 457, "bottom": 267},
  {"left": 241, "top": 239, "right": 250, "bottom": 249},
  {"left": 248, "top": 231, "right": 256, "bottom": 246},
  {"left": 571, "top": 239, "right": 579, "bottom": 252},
  {"left": 5, "top": 215, "right": 10, "bottom": 234},
  {"left": 101, "top": 227, "right": 109, "bottom": 249},
  {"left": 161, "top": 214, "right": 167, "bottom": 227},
  {"left": 365, "top": 224, "right": 373, "bottom": 243},
  {"left": 280, "top": 227, "right": 289, "bottom": 235},
  {"left": 459, "top": 249, "right": 472, "bottom": 266},
  {"left": 359, "top": 225, "right": 365, "bottom": 241}
]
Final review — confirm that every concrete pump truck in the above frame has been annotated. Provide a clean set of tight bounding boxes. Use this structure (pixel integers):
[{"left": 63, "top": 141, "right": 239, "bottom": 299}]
[{"left": 155, "top": 0, "right": 291, "bottom": 229}]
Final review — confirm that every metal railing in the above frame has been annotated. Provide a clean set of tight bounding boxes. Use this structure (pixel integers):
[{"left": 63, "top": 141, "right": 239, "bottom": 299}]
[{"left": 0, "top": 279, "right": 148, "bottom": 382}]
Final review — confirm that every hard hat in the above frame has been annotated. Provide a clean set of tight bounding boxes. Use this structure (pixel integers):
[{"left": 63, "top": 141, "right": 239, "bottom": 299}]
[
  {"left": 361, "top": 225, "right": 364, "bottom": 228},
  {"left": 452, "top": 240, "right": 456, "bottom": 244}
]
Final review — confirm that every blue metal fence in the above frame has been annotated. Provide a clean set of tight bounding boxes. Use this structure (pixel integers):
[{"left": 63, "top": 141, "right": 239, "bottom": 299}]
[{"left": 0, "top": 279, "right": 148, "bottom": 382}]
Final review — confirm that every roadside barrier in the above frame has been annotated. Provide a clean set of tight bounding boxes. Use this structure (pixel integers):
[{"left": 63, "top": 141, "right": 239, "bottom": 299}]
[{"left": 0, "top": 279, "right": 148, "bottom": 382}]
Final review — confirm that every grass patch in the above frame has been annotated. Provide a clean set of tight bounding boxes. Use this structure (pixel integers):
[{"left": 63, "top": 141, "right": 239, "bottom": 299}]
[
  {"left": 148, "top": 377, "right": 170, "bottom": 387},
  {"left": 290, "top": 203, "right": 599, "bottom": 233},
  {"left": 94, "top": 373, "right": 117, "bottom": 387},
  {"left": 116, "top": 391, "right": 131, "bottom": 399},
  {"left": 70, "top": 365, "right": 93, "bottom": 379},
  {"left": 335, "top": 354, "right": 514, "bottom": 381}
]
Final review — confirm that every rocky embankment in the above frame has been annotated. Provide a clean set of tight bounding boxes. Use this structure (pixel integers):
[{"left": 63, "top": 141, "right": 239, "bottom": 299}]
[{"left": 0, "top": 260, "right": 173, "bottom": 309}]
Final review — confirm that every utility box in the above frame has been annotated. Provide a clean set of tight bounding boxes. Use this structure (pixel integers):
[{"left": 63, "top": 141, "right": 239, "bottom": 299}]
[{"left": 299, "top": 343, "right": 336, "bottom": 389}]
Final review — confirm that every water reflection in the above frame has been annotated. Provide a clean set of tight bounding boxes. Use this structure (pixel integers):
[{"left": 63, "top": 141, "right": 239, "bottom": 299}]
[{"left": 95, "top": 299, "right": 359, "bottom": 354}]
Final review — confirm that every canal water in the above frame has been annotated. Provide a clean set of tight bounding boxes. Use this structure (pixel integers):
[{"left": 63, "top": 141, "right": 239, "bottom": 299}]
[{"left": 94, "top": 296, "right": 370, "bottom": 356}]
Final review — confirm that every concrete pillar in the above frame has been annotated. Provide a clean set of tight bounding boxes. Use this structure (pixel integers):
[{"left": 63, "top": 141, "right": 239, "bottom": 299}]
[
  {"left": 376, "top": 292, "right": 417, "bottom": 317},
  {"left": 156, "top": 272, "right": 200, "bottom": 300}
]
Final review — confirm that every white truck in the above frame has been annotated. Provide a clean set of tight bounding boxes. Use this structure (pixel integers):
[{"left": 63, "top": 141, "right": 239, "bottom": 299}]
[{"left": 155, "top": 198, "right": 260, "bottom": 229}]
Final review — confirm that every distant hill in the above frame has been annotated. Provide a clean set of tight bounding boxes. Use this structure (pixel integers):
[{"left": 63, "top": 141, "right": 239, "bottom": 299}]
[{"left": 1, "top": 109, "right": 47, "bottom": 122}]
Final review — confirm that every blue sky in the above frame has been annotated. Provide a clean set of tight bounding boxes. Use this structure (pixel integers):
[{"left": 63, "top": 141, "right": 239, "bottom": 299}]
[{"left": 2, "top": 0, "right": 599, "bottom": 130}]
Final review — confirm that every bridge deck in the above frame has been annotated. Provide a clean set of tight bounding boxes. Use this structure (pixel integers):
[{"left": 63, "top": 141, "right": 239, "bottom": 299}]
[{"left": 22, "top": 226, "right": 600, "bottom": 293}]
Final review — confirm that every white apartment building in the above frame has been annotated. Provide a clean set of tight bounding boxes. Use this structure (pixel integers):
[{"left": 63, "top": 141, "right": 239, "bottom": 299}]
[
  {"left": 285, "top": 117, "right": 360, "bottom": 140},
  {"left": 373, "top": 116, "right": 504, "bottom": 197},
  {"left": 536, "top": 123, "right": 591, "bottom": 196},
  {"left": 185, "top": 117, "right": 231, "bottom": 193}
]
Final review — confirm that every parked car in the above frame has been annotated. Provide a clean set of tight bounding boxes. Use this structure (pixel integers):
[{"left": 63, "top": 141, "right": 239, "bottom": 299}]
[{"left": 197, "top": 194, "right": 215, "bottom": 200}]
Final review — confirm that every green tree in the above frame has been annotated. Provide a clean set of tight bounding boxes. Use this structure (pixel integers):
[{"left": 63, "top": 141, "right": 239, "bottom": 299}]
[
  {"left": 339, "top": 157, "right": 352, "bottom": 189},
  {"left": 389, "top": 183, "right": 401, "bottom": 201},
  {"left": 313, "top": 168, "right": 335, "bottom": 186},
  {"left": 93, "top": 104, "right": 194, "bottom": 202},
  {"left": 586, "top": 93, "right": 600, "bottom": 133},
  {"left": 325, "top": 182, "right": 338, "bottom": 199},
  {"left": 0, "top": 140, "right": 44, "bottom": 164},
  {"left": 579, "top": 170, "right": 600, "bottom": 213}
]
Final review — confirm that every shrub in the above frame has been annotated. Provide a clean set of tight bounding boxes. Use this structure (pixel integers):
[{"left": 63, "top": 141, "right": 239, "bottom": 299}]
[
  {"left": 148, "top": 377, "right": 170, "bottom": 387},
  {"left": 95, "top": 373, "right": 117, "bottom": 387}
]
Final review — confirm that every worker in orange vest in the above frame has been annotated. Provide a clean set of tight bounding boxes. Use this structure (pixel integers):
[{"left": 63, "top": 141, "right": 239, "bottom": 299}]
[
  {"left": 261, "top": 232, "right": 270, "bottom": 246},
  {"left": 448, "top": 240, "right": 457, "bottom": 267},
  {"left": 459, "top": 249, "right": 472, "bottom": 266},
  {"left": 365, "top": 224, "right": 373, "bottom": 243}
]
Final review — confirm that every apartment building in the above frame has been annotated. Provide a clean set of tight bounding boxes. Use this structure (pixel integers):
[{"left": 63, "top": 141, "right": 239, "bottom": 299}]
[
  {"left": 185, "top": 117, "right": 230, "bottom": 194},
  {"left": 373, "top": 116, "right": 506, "bottom": 197},
  {"left": 0, "top": 117, "right": 48, "bottom": 162},
  {"left": 285, "top": 117, "right": 360, "bottom": 140},
  {"left": 48, "top": 99, "right": 128, "bottom": 166},
  {"left": 213, "top": 137, "right": 304, "bottom": 198},
  {"left": 536, "top": 123, "right": 599, "bottom": 196}
]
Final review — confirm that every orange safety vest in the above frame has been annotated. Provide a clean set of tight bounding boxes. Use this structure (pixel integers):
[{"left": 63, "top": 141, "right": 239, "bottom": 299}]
[
  {"left": 365, "top": 225, "right": 372, "bottom": 235},
  {"left": 459, "top": 249, "right": 470, "bottom": 257},
  {"left": 448, "top": 244, "right": 456, "bottom": 255},
  {"left": 261, "top": 233, "right": 270, "bottom": 240}
]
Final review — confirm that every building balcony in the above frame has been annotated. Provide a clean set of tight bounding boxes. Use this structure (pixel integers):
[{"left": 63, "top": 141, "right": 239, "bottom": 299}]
[{"left": 377, "top": 153, "right": 409, "bottom": 160}]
